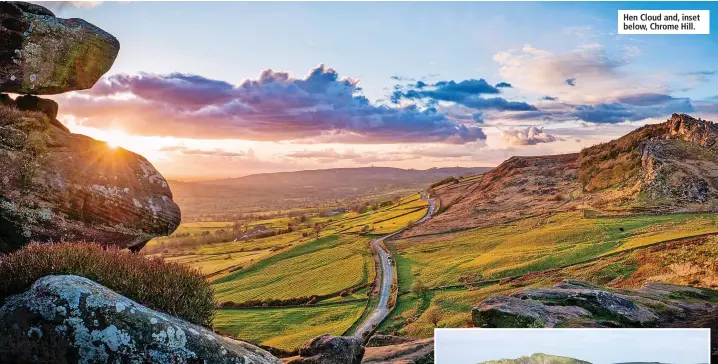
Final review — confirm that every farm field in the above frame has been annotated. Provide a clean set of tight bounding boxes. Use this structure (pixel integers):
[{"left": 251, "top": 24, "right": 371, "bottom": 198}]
[
  {"left": 388, "top": 211, "right": 718, "bottom": 290},
  {"left": 214, "top": 301, "right": 366, "bottom": 350},
  {"left": 379, "top": 228, "right": 718, "bottom": 338},
  {"left": 150, "top": 190, "right": 430, "bottom": 349},
  {"left": 212, "top": 235, "right": 375, "bottom": 303}
]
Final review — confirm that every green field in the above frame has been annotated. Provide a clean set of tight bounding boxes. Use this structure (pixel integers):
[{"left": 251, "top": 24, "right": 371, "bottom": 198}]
[
  {"left": 213, "top": 235, "right": 375, "bottom": 303},
  {"left": 378, "top": 211, "right": 718, "bottom": 338},
  {"left": 152, "top": 192, "right": 431, "bottom": 350},
  {"left": 214, "top": 302, "right": 366, "bottom": 350},
  {"left": 389, "top": 212, "right": 718, "bottom": 289}
]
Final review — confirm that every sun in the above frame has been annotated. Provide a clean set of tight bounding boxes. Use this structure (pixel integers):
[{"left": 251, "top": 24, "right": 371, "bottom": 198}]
[{"left": 103, "top": 129, "right": 129, "bottom": 150}]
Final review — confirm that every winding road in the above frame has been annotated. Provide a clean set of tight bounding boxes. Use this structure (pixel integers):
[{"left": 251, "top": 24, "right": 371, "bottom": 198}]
[{"left": 353, "top": 192, "right": 436, "bottom": 339}]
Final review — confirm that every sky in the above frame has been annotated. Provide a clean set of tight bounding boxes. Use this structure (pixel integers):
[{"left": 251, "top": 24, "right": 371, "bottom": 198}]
[
  {"left": 40, "top": 1, "right": 718, "bottom": 180},
  {"left": 435, "top": 328, "right": 711, "bottom": 364}
]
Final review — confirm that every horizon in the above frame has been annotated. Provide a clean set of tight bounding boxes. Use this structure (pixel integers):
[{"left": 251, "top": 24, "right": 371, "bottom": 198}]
[
  {"left": 35, "top": 1, "right": 718, "bottom": 180},
  {"left": 168, "top": 165, "right": 493, "bottom": 182}
]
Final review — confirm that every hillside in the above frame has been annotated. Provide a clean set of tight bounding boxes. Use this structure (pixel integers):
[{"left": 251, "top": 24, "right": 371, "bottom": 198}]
[
  {"left": 480, "top": 353, "right": 591, "bottom": 364},
  {"left": 408, "top": 114, "right": 718, "bottom": 236},
  {"left": 169, "top": 166, "right": 491, "bottom": 220}
]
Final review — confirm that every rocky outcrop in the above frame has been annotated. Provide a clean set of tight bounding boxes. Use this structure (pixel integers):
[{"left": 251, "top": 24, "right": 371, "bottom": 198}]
[
  {"left": 0, "top": 275, "right": 283, "bottom": 364},
  {"left": 366, "top": 335, "right": 416, "bottom": 348},
  {"left": 0, "top": 2, "right": 120, "bottom": 95},
  {"left": 473, "top": 280, "right": 718, "bottom": 330},
  {"left": 0, "top": 104, "right": 180, "bottom": 252},
  {"left": 362, "top": 338, "right": 434, "bottom": 364},
  {"left": 6, "top": 94, "right": 69, "bottom": 132},
  {"left": 285, "top": 334, "right": 365, "bottom": 364},
  {"left": 480, "top": 353, "right": 591, "bottom": 364},
  {"left": 406, "top": 114, "right": 718, "bottom": 237}
]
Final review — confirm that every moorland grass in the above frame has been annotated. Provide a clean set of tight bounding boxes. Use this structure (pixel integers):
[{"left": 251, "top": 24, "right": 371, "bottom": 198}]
[
  {"left": 389, "top": 212, "right": 718, "bottom": 289},
  {"left": 0, "top": 242, "right": 215, "bottom": 326}
]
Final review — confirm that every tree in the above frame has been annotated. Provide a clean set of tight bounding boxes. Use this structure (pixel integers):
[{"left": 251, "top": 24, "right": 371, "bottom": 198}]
[
  {"left": 314, "top": 222, "right": 323, "bottom": 237},
  {"left": 424, "top": 306, "right": 444, "bottom": 328},
  {"left": 411, "top": 279, "right": 429, "bottom": 298}
]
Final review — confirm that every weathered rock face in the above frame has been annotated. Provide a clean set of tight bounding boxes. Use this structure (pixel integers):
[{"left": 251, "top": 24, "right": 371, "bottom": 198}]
[
  {"left": 473, "top": 280, "right": 718, "bottom": 329},
  {"left": 0, "top": 275, "right": 283, "bottom": 364},
  {"left": 473, "top": 280, "right": 718, "bottom": 360},
  {"left": 0, "top": 2, "right": 120, "bottom": 95},
  {"left": 0, "top": 104, "right": 180, "bottom": 252},
  {"left": 286, "top": 334, "right": 365, "bottom": 364},
  {"left": 362, "top": 338, "right": 434, "bottom": 364},
  {"left": 11, "top": 94, "right": 68, "bottom": 132}
]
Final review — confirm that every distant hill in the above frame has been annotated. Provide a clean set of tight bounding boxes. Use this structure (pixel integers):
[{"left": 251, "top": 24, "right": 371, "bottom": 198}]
[
  {"left": 168, "top": 166, "right": 492, "bottom": 220},
  {"left": 480, "top": 353, "right": 591, "bottom": 364},
  {"left": 407, "top": 114, "right": 718, "bottom": 236}
]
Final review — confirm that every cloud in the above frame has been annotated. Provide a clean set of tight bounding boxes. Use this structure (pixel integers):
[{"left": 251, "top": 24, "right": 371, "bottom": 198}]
[
  {"left": 495, "top": 82, "right": 512, "bottom": 88},
  {"left": 42, "top": 1, "right": 103, "bottom": 11},
  {"left": 502, "top": 126, "right": 560, "bottom": 146},
  {"left": 541, "top": 96, "right": 558, "bottom": 101},
  {"left": 688, "top": 71, "right": 716, "bottom": 76},
  {"left": 472, "top": 112, "right": 484, "bottom": 123},
  {"left": 284, "top": 148, "right": 419, "bottom": 164},
  {"left": 159, "top": 145, "right": 246, "bottom": 158},
  {"left": 391, "top": 78, "right": 536, "bottom": 111},
  {"left": 493, "top": 44, "right": 655, "bottom": 104},
  {"left": 571, "top": 98, "right": 694, "bottom": 124},
  {"left": 61, "top": 65, "right": 486, "bottom": 145},
  {"left": 614, "top": 93, "right": 678, "bottom": 106}
]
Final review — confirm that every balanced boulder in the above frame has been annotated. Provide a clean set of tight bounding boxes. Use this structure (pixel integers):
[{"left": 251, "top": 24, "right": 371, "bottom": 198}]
[
  {"left": 0, "top": 275, "right": 283, "bottom": 364},
  {"left": 0, "top": 1, "right": 120, "bottom": 95},
  {"left": 0, "top": 103, "right": 180, "bottom": 252}
]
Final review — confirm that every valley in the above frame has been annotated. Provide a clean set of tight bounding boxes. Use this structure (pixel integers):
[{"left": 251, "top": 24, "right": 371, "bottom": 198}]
[
  {"left": 150, "top": 114, "right": 718, "bottom": 358},
  {"left": 145, "top": 189, "right": 432, "bottom": 350}
]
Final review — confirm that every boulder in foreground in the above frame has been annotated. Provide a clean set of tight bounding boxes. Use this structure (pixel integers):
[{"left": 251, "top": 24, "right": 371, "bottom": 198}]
[
  {"left": 472, "top": 279, "right": 718, "bottom": 359},
  {"left": 285, "top": 334, "right": 364, "bottom": 364},
  {"left": 0, "top": 275, "right": 283, "bottom": 364},
  {"left": 0, "top": 1, "right": 120, "bottom": 95}
]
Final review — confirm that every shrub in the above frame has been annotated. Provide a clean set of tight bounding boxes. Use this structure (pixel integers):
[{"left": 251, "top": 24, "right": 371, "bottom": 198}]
[{"left": 0, "top": 242, "right": 216, "bottom": 326}]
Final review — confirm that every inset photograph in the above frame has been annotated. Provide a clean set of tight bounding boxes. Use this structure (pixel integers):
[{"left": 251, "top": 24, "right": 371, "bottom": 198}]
[{"left": 435, "top": 328, "right": 710, "bottom": 364}]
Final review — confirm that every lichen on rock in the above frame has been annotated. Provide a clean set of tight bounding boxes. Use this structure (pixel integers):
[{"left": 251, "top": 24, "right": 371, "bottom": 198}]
[
  {"left": 0, "top": 2, "right": 120, "bottom": 95},
  {"left": 0, "top": 104, "right": 181, "bottom": 252},
  {"left": 0, "top": 275, "right": 283, "bottom": 364}
]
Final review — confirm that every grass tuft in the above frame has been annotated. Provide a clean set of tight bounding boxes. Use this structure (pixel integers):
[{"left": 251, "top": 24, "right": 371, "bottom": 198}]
[{"left": 0, "top": 242, "right": 216, "bottom": 326}]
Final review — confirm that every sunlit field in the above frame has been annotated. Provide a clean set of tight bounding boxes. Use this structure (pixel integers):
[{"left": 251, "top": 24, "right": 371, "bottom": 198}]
[
  {"left": 212, "top": 235, "right": 375, "bottom": 303},
  {"left": 147, "top": 190, "right": 430, "bottom": 350},
  {"left": 389, "top": 212, "right": 718, "bottom": 289},
  {"left": 379, "top": 212, "right": 718, "bottom": 338},
  {"left": 214, "top": 301, "right": 366, "bottom": 350}
]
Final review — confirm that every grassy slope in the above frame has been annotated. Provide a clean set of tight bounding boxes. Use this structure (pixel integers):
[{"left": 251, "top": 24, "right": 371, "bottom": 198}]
[
  {"left": 214, "top": 301, "right": 366, "bottom": 350},
  {"left": 380, "top": 213, "right": 718, "bottom": 338},
  {"left": 212, "top": 235, "right": 374, "bottom": 303},
  {"left": 154, "top": 191, "right": 431, "bottom": 349},
  {"left": 389, "top": 212, "right": 718, "bottom": 288}
]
